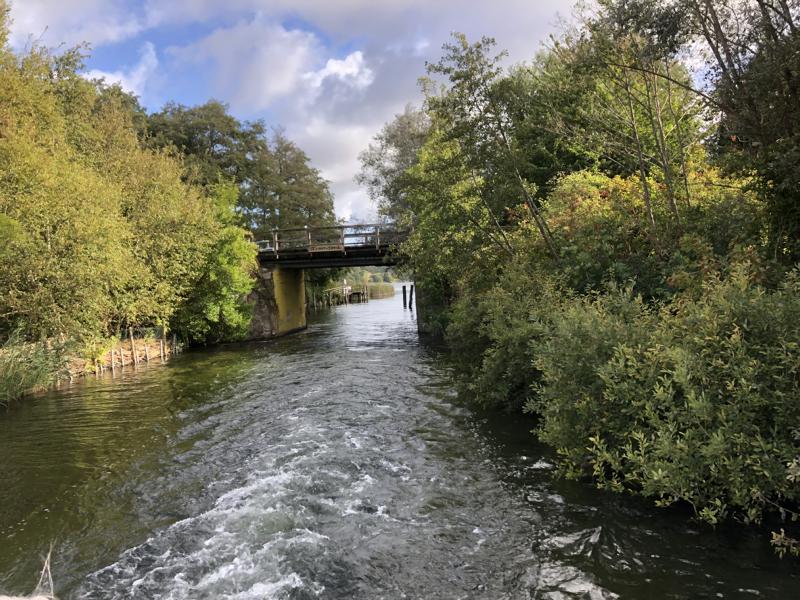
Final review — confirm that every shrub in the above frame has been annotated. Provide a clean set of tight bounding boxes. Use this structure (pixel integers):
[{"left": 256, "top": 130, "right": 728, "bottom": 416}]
[
  {"left": 447, "top": 261, "right": 561, "bottom": 411},
  {"left": 533, "top": 264, "right": 800, "bottom": 526}
]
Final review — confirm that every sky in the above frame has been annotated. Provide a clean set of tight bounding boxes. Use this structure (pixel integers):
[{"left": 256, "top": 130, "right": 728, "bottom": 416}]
[{"left": 8, "top": 0, "right": 575, "bottom": 221}]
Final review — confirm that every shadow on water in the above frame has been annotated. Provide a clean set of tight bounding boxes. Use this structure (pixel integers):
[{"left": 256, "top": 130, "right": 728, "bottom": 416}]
[{"left": 0, "top": 290, "right": 797, "bottom": 599}]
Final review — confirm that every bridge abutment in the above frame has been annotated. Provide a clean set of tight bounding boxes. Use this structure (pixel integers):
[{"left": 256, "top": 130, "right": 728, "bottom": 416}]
[{"left": 248, "top": 266, "right": 307, "bottom": 340}]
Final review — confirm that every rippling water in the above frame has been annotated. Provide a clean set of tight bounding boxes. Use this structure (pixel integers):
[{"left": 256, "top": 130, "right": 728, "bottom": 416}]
[{"left": 0, "top": 287, "right": 797, "bottom": 598}]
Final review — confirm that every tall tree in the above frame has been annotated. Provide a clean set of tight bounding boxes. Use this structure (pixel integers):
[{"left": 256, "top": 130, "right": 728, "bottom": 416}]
[
  {"left": 145, "top": 103, "right": 337, "bottom": 240},
  {"left": 356, "top": 104, "right": 430, "bottom": 225},
  {"left": 424, "top": 34, "right": 557, "bottom": 257}
]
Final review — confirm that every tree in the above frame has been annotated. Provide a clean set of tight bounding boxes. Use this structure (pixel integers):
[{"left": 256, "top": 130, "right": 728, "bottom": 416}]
[
  {"left": 356, "top": 105, "right": 430, "bottom": 225},
  {"left": 424, "top": 34, "right": 557, "bottom": 257},
  {"left": 245, "top": 131, "right": 336, "bottom": 235},
  {"left": 145, "top": 100, "right": 265, "bottom": 187},
  {"left": 172, "top": 183, "right": 257, "bottom": 344},
  {"left": 145, "top": 103, "right": 337, "bottom": 242},
  {"left": 0, "top": 21, "right": 256, "bottom": 346}
]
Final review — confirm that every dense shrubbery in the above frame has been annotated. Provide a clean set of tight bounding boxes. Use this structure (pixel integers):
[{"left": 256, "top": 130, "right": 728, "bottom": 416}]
[
  {"left": 0, "top": 2, "right": 336, "bottom": 401},
  {"left": 0, "top": 28, "right": 257, "bottom": 351},
  {"left": 534, "top": 265, "right": 800, "bottom": 525}
]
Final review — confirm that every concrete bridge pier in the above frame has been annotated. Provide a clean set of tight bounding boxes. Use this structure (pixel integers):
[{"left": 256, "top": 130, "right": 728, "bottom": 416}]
[{"left": 248, "top": 265, "right": 307, "bottom": 339}]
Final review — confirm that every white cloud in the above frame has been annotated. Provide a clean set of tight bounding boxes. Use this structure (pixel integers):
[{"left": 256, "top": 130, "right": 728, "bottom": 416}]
[
  {"left": 305, "top": 51, "right": 374, "bottom": 91},
  {"left": 167, "top": 20, "right": 320, "bottom": 113},
  {"left": 289, "top": 116, "right": 397, "bottom": 221},
  {"left": 85, "top": 42, "right": 158, "bottom": 100},
  {"left": 8, "top": 0, "right": 141, "bottom": 49}
]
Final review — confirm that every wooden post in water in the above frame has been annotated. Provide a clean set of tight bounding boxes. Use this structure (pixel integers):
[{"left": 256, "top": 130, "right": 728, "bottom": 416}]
[
  {"left": 160, "top": 338, "right": 165, "bottom": 362},
  {"left": 144, "top": 342, "right": 150, "bottom": 363},
  {"left": 129, "top": 327, "right": 138, "bottom": 366},
  {"left": 409, "top": 284, "right": 414, "bottom": 310},
  {"left": 110, "top": 348, "right": 116, "bottom": 376},
  {"left": 402, "top": 285, "right": 407, "bottom": 309}
]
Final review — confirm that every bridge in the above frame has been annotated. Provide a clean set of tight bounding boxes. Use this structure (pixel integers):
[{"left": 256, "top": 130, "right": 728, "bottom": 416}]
[
  {"left": 249, "top": 224, "right": 409, "bottom": 340},
  {"left": 255, "top": 224, "right": 407, "bottom": 269}
]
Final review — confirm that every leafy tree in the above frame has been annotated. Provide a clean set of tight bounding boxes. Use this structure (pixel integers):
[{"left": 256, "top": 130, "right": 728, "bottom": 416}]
[
  {"left": 145, "top": 100, "right": 265, "bottom": 187},
  {"left": 145, "top": 103, "right": 337, "bottom": 240},
  {"left": 424, "top": 34, "right": 558, "bottom": 256},
  {"left": 356, "top": 104, "right": 430, "bottom": 225},
  {"left": 172, "top": 184, "right": 257, "bottom": 344},
  {"left": 252, "top": 131, "right": 336, "bottom": 233}
]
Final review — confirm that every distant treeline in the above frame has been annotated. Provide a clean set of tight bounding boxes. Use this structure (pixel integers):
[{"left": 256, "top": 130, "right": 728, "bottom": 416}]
[{"left": 359, "top": 1, "right": 800, "bottom": 556}]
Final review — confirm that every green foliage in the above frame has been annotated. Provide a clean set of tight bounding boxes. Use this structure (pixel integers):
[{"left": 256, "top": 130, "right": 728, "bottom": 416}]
[
  {"left": 171, "top": 184, "right": 257, "bottom": 344},
  {"left": 545, "top": 169, "right": 766, "bottom": 298},
  {"left": 533, "top": 265, "right": 800, "bottom": 526},
  {"left": 378, "top": 8, "right": 800, "bottom": 554},
  {"left": 0, "top": 21, "right": 257, "bottom": 347},
  {"left": 447, "top": 260, "right": 558, "bottom": 411},
  {"left": 145, "top": 102, "right": 337, "bottom": 239},
  {"left": 357, "top": 105, "right": 429, "bottom": 225}
]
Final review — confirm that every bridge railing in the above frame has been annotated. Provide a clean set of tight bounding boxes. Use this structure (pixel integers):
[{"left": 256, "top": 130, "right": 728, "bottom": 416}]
[{"left": 256, "top": 224, "right": 408, "bottom": 254}]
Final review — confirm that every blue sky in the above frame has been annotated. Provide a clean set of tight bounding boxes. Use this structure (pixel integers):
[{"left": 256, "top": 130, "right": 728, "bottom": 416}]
[{"left": 9, "top": 0, "right": 575, "bottom": 220}]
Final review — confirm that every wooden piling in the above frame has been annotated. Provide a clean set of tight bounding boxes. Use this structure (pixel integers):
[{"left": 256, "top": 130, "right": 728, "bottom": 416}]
[
  {"left": 129, "top": 327, "right": 138, "bottom": 366},
  {"left": 144, "top": 342, "right": 150, "bottom": 363},
  {"left": 402, "top": 285, "right": 407, "bottom": 309},
  {"left": 160, "top": 338, "right": 164, "bottom": 361},
  {"left": 111, "top": 348, "right": 116, "bottom": 376},
  {"left": 409, "top": 284, "right": 414, "bottom": 310}
]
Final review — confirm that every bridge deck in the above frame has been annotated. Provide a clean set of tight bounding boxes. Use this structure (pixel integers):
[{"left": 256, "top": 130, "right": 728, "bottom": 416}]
[{"left": 256, "top": 224, "right": 406, "bottom": 269}]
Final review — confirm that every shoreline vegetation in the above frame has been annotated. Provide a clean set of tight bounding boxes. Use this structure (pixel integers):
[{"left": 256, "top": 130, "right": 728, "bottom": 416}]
[
  {"left": 368, "top": 282, "right": 396, "bottom": 299},
  {"left": 0, "top": 332, "right": 182, "bottom": 407},
  {"left": 0, "top": 0, "right": 339, "bottom": 405},
  {"left": 358, "top": 1, "right": 800, "bottom": 556}
]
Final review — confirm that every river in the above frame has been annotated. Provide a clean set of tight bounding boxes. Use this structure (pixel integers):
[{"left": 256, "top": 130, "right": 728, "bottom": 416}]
[{"left": 0, "top": 287, "right": 797, "bottom": 599}]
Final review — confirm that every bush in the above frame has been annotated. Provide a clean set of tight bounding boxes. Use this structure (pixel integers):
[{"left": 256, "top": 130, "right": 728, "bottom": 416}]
[
  {"left": 533, "top": 264, "right": 800, "bottom": 526},
  {"left": 446, "top": 261, "right": 561, "bottom": 411}
]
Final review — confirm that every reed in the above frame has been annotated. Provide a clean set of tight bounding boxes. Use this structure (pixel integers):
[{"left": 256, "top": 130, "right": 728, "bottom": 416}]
[
  {"left": 368, "top": 283, "right": 396, "bottom": 299},
  {"left": 0, "top": 547, "right": 56, "bottom": 599},
  {"left": 0, "top": 333, "right": 63, "bottom": 407}
]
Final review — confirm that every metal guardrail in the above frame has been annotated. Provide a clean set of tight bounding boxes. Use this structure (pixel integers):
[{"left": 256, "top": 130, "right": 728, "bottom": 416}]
[{"left": 255, "top": 224, "right": 408, "bottom": 254}]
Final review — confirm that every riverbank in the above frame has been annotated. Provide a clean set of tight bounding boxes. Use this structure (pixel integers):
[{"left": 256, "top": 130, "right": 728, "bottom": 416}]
[
  {"left": 0, "top": 335, "right": 182, "bottom": 407},
  {"left": 64, "top": 335, "right": 182, "bottom": 380}
]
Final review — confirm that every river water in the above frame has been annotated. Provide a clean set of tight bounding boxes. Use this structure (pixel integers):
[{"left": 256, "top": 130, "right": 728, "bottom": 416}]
[{"left": 0, "top": 288, "right": 797, "bottom": 599}]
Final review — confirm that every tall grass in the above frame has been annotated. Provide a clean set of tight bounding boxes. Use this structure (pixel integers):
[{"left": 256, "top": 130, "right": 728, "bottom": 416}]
[
  {"left": 368, "top": 283, "right": 396, "bottom": 299},
  {"left": 0, "top": 333, "right": 63, "bottom": 407}
]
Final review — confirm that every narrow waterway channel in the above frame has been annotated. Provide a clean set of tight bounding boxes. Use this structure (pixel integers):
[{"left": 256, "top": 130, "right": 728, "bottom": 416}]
[{"left": 1, "top": 287, "right": 797, "bottom": 599}]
